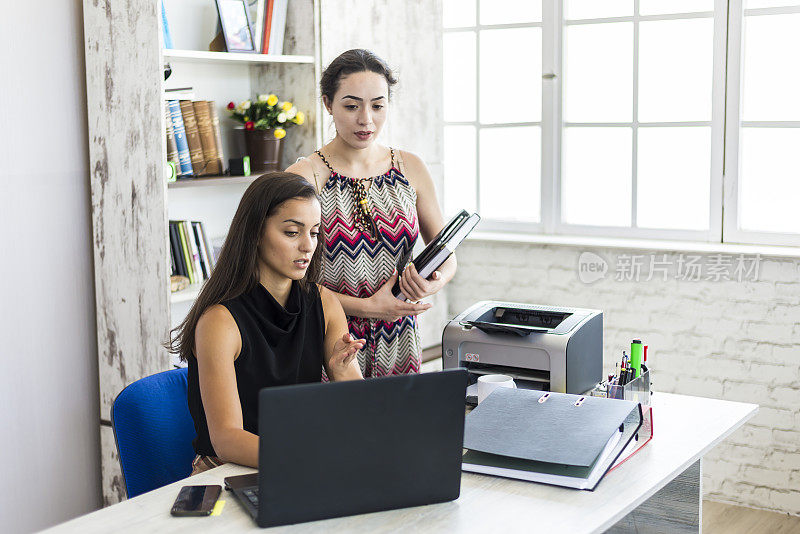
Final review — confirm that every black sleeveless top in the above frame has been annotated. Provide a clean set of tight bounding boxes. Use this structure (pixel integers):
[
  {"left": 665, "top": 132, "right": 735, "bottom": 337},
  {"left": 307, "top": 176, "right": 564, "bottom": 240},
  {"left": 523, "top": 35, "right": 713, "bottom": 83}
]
[{"left": 187, "top": 281, "right": 325, "bottom": 457}]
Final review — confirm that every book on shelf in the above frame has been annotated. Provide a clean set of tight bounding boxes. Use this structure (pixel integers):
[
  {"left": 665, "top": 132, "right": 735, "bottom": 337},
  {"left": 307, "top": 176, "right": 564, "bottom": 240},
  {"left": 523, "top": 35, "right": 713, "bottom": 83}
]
[
  {"left": 255, "top": 0, "right": 287, "bottom": 55},
  {"left": 179, "top": 100, "right": 207, "bottom": 175},
  {"left": 169, "top": 223, "right": 188, "bottom": 280},
  {"left": 268, "top": 0, "right": 288, "bottom": 55},
  {"left": 184, "top": 220, "right": 204, "bottom": 282},
  {"left": 169, "top": 238, "right": 176, "bottom": 275},
  {"left": 193, "top": 101, "right": 224, "bottom": 175},
  {"left": 167, "top": 100, "right": 193, "bottom": 176},
  {"left": 164, "top": 102, "right": 179, "bottom": 167},
  {"left": 161, "top": 2, "right": 173, "bottom": 49},
  {"left": 176, "top": 221, "right": 196, "bottom": 283},
  {"left": 262, "top": 0, "right": 274, "bottom": 53},
  {"left": 207, "top": 102, "right": 225, "bottom": 173},
  {"left": 192, "top": 222, "right": 211, "bottom": 278},
  {"left": 170, "top": 220, "right": 215, "bottom": 285},
  {"left": 250, "top": 0, "right": 267, "bottom": 53}
]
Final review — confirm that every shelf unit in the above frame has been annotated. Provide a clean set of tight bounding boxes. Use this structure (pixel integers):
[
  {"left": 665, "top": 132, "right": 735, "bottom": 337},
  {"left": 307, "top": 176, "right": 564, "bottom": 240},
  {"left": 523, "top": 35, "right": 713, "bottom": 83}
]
[
  {"left": 164, "top": 0, "right": 323, "bottom": 307},
  {"left": 163, "top": 48, "right": 314, "bottom": 64},
  {"left": 168, "top": 174, "right": 257, "bottom": 188},
  {"left": 170, "top": 282, "right": 204, "bottom": 304}
]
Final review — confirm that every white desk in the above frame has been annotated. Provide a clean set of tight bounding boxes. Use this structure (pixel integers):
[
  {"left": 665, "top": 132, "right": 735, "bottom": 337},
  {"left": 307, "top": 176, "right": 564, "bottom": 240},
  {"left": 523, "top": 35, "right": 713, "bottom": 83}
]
[{"left": 43, "top": 393, "right": 757, "bottom": 533}]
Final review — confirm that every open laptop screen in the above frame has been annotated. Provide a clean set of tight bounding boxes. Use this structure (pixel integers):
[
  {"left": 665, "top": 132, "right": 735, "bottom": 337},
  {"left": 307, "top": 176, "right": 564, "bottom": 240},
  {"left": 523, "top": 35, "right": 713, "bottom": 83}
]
[{"left": 255, "top": 369, "right": 468, "bottom": 528}]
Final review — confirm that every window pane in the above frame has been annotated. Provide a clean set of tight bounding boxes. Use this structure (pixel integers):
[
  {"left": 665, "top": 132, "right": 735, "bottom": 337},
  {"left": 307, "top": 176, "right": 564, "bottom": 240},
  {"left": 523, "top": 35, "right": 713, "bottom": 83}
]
[
  {"left": 563, "top": 127, "right": 632, "bottom": 226},
  {"left": 444, "top": 32, "right": 476, "bottom": 122},
  {"left": 566, "top": 0, "right": 632, "bottom": 19},
  {"left": 639, "top": 18, "right": 713, "bottom": 123},
  {"left": 742, "top": 13, "right": 800, "bottom": 121},
  {"left": 443, "top": 0, "right": 475, "bottom": 28},
  {"left": 564, "top": 23, "right": 632, "bottom": 123},
  {"left": 479, "top": 127, "right": 540, "bottom": 222},
  {"left": 480, "top": 28, "right": 541, "bottom": 124},
  {"left": 637, "top": 127, "right": 711, "bottom": 230},
  {"left": 444, "top": 126, "right": 477, "bottom": 217},
  {"left": 739, "top": 128, "right": 800, "bottom": 233},
  {"left": 480, "top": 0, "right": 541, "bottom": 25},
  {"left": 639, "top": 0, "right": 714, "bottom": 15}
]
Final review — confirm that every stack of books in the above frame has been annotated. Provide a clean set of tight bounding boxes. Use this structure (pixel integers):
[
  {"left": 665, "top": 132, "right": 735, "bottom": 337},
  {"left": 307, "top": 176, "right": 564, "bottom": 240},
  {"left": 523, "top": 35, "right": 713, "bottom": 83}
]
[
  {"left": 162, "top": 1, "right": 288, "bottom": 56},
  {"left": 252, "top": 0, "right": 289, "bottom": 55},
  {"left": 170, "top": 220, "right": 216, "bottom": 286},
  {"left": 165, "top": 89, "right": 225, "bottom": 178}
]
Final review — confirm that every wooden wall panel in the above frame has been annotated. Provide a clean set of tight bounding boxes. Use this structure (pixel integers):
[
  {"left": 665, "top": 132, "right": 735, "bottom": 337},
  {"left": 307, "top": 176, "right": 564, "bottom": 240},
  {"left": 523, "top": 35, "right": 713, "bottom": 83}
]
[
  {"left": 250, "top": 63, "right": 319, "bottom": 168},
  {"left": 83, "top": 0, "right": 171, "bottom": 504}
]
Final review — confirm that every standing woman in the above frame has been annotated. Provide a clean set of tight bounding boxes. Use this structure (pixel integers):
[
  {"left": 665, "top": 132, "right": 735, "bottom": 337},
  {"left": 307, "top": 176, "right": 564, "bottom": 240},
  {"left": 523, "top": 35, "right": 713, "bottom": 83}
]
[{"left": 287, "top": 49, "right": 457, "bottom": 378}]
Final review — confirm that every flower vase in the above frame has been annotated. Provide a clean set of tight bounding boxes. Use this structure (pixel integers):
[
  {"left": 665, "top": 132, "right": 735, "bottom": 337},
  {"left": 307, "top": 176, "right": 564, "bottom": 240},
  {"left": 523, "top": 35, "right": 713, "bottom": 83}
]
[{"left": 244, "top": 129, "right": 283, "bottom": 173}]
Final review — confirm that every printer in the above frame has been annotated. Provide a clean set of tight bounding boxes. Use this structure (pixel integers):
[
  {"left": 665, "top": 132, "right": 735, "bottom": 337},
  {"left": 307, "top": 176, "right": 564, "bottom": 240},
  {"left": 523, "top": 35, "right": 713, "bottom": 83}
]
[{"left": 442, "top": 301, "right": 602, "bottom": 397}]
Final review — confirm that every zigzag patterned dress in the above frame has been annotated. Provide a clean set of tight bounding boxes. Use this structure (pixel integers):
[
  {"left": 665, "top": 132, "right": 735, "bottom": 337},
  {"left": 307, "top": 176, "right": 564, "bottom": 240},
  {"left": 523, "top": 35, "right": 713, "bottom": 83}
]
[{"left": 317, "top": 149, "right": 422, "bottom": 377}]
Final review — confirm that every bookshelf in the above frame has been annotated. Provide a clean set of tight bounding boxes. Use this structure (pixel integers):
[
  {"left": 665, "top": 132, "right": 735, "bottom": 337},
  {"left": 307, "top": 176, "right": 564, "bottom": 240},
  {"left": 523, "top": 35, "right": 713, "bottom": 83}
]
[
  {"left": 85, "top": 0, "right": 322, "bottom": 504},
  {"left": 163, "top": 0, "right": 323, "bottom": 309}
]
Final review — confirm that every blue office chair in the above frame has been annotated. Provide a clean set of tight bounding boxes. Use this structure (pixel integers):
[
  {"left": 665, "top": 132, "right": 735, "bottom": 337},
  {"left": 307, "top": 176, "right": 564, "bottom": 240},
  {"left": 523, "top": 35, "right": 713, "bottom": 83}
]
[{"left": 111, "top": 367, "right": 197, "bottom": 498}]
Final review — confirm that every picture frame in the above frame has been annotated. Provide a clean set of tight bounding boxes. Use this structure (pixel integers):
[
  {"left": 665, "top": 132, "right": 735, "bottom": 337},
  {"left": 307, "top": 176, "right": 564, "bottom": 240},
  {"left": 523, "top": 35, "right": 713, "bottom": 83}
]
[{"left": 214, "top": 0, "right": 257, "bottom": 53}]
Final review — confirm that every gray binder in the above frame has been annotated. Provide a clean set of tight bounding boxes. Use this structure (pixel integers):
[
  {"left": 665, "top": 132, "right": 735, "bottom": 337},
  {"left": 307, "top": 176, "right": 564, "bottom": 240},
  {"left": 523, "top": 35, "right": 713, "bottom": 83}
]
[{"left": 463, "top": 388, "right": 642, "bottom": 490}]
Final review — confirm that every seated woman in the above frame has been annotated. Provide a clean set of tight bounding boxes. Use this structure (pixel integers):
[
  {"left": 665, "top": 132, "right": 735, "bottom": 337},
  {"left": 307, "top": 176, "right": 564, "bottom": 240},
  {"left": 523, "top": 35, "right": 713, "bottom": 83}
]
[{"left": 168, "top": 172, "right": 364, "bottom": 474}]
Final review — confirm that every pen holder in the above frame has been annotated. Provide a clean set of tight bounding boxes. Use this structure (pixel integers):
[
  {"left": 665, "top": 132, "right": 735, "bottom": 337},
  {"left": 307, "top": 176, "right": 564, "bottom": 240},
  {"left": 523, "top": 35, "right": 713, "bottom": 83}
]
[{"left": 607, "top": 369, "right": 651, "bottom": 405}]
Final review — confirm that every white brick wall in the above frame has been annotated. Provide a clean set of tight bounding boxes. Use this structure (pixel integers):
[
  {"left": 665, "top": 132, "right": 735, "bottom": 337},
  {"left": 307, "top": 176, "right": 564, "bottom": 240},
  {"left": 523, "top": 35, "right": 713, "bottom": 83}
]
[{"left": 448, "top": 241, "right": 800, "bottom": 515}]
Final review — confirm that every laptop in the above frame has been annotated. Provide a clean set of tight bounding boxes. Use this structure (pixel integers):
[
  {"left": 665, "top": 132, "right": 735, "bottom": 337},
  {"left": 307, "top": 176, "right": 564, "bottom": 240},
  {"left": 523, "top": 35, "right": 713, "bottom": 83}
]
[{"left": 224, "top": 369, "right": 468, "bottom": 528}]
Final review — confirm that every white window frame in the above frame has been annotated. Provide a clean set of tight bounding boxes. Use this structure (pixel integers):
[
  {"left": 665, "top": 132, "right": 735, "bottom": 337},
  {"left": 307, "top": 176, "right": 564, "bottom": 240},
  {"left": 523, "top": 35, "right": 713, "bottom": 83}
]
[
  {"left": 444, "top": 0, "right": 800, "bottom": 247},
  {"left": 443, "top": 5, "right": 547, "bottom": 232},
  {"left": 722, "top": 0, "right": 800, "bottom": 247}
]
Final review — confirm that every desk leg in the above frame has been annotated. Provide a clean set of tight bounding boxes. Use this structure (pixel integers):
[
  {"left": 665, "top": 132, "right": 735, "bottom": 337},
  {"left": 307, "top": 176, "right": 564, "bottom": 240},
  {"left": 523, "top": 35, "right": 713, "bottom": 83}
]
[{"left": 606, "top": 459, "right": 701, "bottom": 534}]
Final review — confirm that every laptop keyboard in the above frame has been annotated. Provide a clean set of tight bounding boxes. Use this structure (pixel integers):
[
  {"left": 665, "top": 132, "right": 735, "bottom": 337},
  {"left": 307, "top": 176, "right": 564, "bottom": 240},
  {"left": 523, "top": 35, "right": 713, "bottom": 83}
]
[{"left": 243, "top": 487, "right": 259, "bottom": 507}]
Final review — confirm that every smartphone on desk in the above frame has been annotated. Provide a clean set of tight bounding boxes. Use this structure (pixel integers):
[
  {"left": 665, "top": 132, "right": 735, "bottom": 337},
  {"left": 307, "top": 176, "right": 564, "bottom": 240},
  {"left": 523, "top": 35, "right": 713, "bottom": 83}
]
[{"left": 170, "top": 485, "right": 222, "bottom": 516}]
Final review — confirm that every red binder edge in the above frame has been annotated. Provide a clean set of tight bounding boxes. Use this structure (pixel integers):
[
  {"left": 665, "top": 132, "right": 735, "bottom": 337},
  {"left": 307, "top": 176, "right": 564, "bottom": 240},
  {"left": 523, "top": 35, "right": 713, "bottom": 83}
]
[{"left": 608, "top": 405, "right": 654, "bottom": 473}]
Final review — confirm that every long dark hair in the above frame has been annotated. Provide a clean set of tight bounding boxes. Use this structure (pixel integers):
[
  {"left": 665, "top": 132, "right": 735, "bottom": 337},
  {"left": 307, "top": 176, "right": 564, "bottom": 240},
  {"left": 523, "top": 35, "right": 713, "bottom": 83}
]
[
  {"left": 320, "top": 48, "right": 398, "bottom": 103},
  {"left": 167, "top": 172, "right": 323, "bottom": 362}
]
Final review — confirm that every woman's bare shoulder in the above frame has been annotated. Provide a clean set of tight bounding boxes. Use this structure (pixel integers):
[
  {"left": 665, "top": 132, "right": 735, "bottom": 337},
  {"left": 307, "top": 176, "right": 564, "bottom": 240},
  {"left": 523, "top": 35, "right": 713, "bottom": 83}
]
[
  {"left": 397, "top": 149, "right": 433, "bottom": 191},
  {"left": 397, "top": 149, "right": 425, "bottom": 168},
  {"left": 285, "top": 156, "right": 315, "bottom": 179},
  {"left": 316, "top": 283, "right": 335, "bottom": 309},
  {"left": 286, "top": 154, "right": 326, "bottom": 192},
  {"left": 195, "top": 304, "right": 241, "bottom": 359},
  {"left": 197, "top": 303, "right": 235, "bottom": 325}
]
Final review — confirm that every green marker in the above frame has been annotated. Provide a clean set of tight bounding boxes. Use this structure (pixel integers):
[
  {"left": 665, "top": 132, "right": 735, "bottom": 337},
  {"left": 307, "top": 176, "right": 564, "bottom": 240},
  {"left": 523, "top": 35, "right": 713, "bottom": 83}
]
[{"left": 630, "top": 339, "right": 643, "bottom": 378}]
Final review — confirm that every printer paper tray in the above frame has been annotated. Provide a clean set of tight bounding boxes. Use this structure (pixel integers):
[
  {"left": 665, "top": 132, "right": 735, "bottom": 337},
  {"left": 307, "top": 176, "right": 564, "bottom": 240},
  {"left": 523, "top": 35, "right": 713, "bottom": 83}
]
[
  {"left": 464, "top": 321, "right": 549, "bottom": 337},
  {"left": 466, "top": 364, "right": 550, "bottom": 385}
]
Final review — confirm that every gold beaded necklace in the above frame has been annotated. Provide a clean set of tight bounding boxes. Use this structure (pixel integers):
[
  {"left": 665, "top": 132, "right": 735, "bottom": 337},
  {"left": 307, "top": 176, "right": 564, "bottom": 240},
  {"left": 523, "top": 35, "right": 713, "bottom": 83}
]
[{"left": 316, "top": 149, "right": 389, "bottom": 239}]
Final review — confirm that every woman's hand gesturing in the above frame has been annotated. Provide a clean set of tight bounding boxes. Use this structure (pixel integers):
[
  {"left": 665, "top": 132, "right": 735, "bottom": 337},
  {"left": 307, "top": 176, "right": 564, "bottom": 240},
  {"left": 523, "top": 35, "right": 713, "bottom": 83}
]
[
  {"left": 328, "top": 333, "right": 365, "bottom": 379},
  {"left": 365, "top": 270, "right": 432, "bottom": 323}
]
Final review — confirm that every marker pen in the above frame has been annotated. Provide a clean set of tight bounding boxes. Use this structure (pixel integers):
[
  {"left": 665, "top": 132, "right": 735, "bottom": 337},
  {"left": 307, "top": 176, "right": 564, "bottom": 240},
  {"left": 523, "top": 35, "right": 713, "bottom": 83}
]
[{"left": 630, "top": 339, "right": 644, "bottom": 378}]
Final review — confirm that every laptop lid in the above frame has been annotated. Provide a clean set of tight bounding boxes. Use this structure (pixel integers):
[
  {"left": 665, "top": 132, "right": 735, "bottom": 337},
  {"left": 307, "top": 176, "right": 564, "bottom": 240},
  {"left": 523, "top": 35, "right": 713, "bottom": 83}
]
[{"left": 256, "top": 369, "right": 468, "bottom": 528}]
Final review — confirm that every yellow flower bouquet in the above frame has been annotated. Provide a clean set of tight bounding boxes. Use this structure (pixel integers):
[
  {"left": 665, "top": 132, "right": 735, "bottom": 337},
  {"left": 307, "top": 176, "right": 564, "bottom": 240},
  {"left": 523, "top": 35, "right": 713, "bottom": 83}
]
[{"left": 227, "top": 93, "right": 306, "bottom": 139}]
